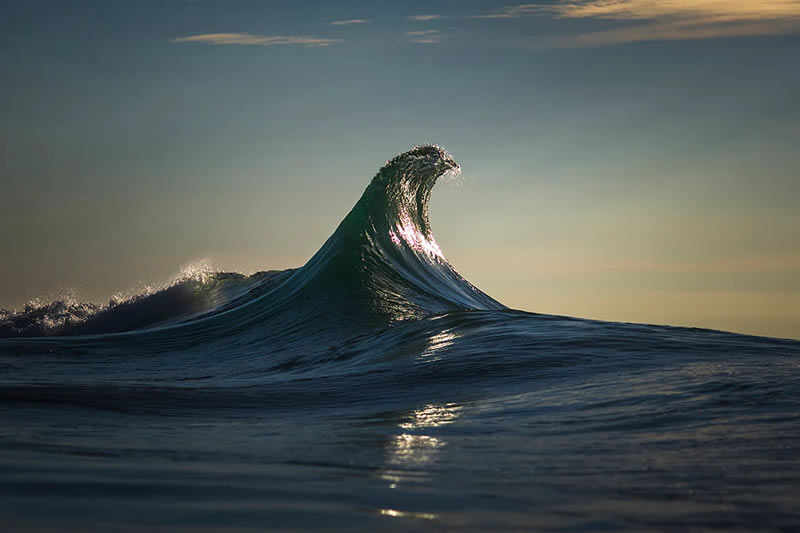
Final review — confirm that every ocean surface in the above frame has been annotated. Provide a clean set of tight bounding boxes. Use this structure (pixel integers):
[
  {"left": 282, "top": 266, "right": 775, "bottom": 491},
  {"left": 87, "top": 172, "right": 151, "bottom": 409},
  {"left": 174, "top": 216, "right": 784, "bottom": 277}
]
[{"left": 2, "top": 146, "right": 799, "bottom": 532}]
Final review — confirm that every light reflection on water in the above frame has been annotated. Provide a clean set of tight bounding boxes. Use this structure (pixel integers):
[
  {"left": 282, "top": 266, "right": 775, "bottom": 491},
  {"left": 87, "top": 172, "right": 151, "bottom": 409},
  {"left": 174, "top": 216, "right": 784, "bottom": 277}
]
[
  {"left": 398, "top": 403, "right": 463, "bottom": 429},
  {"left": 379, "top": 508, "right": 438, "bottom": 520},
  {"left": 380, "top": 402, "right": 463, "bottom": 494},
  {"left": 418, "top": 330, "right": 458, "bottom": 362},
  {"left": 388, "top": 209, "right": 445, "bottom": 259},
  {"left": 387, "top": 434, "right": 445, "bottom": 467}
]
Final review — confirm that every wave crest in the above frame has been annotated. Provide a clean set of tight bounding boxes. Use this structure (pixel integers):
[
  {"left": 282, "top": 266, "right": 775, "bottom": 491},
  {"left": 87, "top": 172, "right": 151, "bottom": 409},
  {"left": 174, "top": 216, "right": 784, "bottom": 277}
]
[{"left": 283, "top": 145, "right": 502, "bottom": 323}]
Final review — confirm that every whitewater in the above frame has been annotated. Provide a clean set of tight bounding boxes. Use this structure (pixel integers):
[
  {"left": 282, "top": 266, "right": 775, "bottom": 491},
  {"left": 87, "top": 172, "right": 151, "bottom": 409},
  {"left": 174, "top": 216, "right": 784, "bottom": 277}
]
[{"left": 1, "top": 146, "right": 799, "bottom": 531}]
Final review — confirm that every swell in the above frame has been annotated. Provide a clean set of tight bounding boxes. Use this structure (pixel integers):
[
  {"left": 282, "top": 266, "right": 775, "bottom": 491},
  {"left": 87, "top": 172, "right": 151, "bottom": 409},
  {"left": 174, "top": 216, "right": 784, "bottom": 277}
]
[
  {"left": 3, "top": 308, "right": 797, "bottom": 409},
  {"left": 0, "top": 270, "right": 290, "bottom": 338},
  {"left": 0, "top": 146, "right": 502, "bottom": 341}
]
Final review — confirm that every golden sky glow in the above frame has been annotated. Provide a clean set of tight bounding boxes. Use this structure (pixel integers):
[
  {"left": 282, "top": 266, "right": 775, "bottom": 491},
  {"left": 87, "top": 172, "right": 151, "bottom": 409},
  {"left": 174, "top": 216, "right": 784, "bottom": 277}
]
[
  {"left": 477, "top": 1, "right": 800, "bottom": 44},
  {"left": 553, "top": 0, "right": 800, "bottom": 21},
  {"left": 480, "top": 0, "right": 800, "bottom": 20}
]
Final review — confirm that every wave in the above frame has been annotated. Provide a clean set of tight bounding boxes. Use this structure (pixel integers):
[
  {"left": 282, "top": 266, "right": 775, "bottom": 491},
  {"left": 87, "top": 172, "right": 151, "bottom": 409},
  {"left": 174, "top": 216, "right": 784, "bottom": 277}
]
[
  {"left": 0, "top": 146, "right": 501, "bottom": 340},
  {"left": 3, "top": 147, "right": 800, "bottom": 533},
  {"left": 0, "top": 269, "right": 289, "bottom": 338}
]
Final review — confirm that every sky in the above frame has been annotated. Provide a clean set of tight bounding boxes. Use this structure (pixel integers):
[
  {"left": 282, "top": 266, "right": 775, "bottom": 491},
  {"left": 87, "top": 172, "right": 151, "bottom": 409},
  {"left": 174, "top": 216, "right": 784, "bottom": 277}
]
[{"left": 1, "top": 0, "right": 799, "bottom": 339}]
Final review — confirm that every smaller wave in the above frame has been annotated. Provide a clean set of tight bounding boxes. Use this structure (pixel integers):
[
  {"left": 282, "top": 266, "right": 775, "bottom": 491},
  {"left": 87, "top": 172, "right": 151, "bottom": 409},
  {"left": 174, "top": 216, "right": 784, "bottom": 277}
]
[
  {"left": 0, "top": 297, "right": 101, "bottom": 338},
  {"left": 0, "top": 263, "right": 285, "bottom": 338}
]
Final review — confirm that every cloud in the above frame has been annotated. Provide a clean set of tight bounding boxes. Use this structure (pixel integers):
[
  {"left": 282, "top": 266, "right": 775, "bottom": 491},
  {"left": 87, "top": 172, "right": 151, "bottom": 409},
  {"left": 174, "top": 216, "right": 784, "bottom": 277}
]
[
  {"left": 172, "top": 33, "right": 341, "bottom": 47},
  {"left": 548, "top": 1, "right": 800, "bottom": 22},
  {"left": 471, "top": 4, "right": 545, "bottom": 19},
  {"left": 474, "top": 1, "right": 800, "bottom": 44},
  {"left": 409, "top": 15, "right": 442, "bottom": 21},
  {"left": 330, "top": 19, "right": 370, "bottom": 26},
  {"left": 407, "top": 29, "right": 442, "bottom": 44}
]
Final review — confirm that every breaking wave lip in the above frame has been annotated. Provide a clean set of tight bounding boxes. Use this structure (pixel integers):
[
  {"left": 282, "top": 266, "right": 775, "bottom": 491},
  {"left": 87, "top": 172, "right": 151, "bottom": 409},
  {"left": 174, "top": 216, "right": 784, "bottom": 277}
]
[{"left": 0, "top": 145, "right": 502, "bottom": 340}]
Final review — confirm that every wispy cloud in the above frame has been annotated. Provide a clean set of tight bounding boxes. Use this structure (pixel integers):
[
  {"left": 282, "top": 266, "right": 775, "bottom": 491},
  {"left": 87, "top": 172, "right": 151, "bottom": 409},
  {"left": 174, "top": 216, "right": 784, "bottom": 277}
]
[
  {"left": 407, "top": 29, "right": 442, "bottom": 44},
  {"left": 548, "top": 1, "right": 800, "bottom": 22},
  {"left": 330, "top": 19, "right": 370, "bottom": 26},
  {"left": 409, "top": 14, "right": 442, "bottom": 22},
  {"left": 471, "top": 4, "right": 545, "bottom": 19},
  {"left": 172, "top": 33, "right": 341, "bottom": 47},
  {"left": 474, "top": 1, "right": 800, "bottom": 44}
]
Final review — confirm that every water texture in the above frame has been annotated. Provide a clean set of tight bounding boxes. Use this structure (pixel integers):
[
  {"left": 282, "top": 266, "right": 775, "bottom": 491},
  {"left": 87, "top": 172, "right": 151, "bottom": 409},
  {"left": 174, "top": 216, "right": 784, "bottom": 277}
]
[{"left": 1, "top": 146, "right": 799, "bottom": 531}]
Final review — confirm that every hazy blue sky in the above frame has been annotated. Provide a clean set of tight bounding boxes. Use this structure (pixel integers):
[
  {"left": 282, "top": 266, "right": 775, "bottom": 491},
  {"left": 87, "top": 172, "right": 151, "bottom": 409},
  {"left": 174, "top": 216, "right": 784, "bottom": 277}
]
[{"left": 1, "top": 0, "right": 799, "bottom": 338}]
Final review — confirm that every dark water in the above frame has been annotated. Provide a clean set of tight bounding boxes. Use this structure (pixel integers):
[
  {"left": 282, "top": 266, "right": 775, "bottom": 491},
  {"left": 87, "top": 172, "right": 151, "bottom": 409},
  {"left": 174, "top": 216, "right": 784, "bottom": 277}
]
[{"left": 2, "top": 146, "right": 799, "bottom": 531}]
